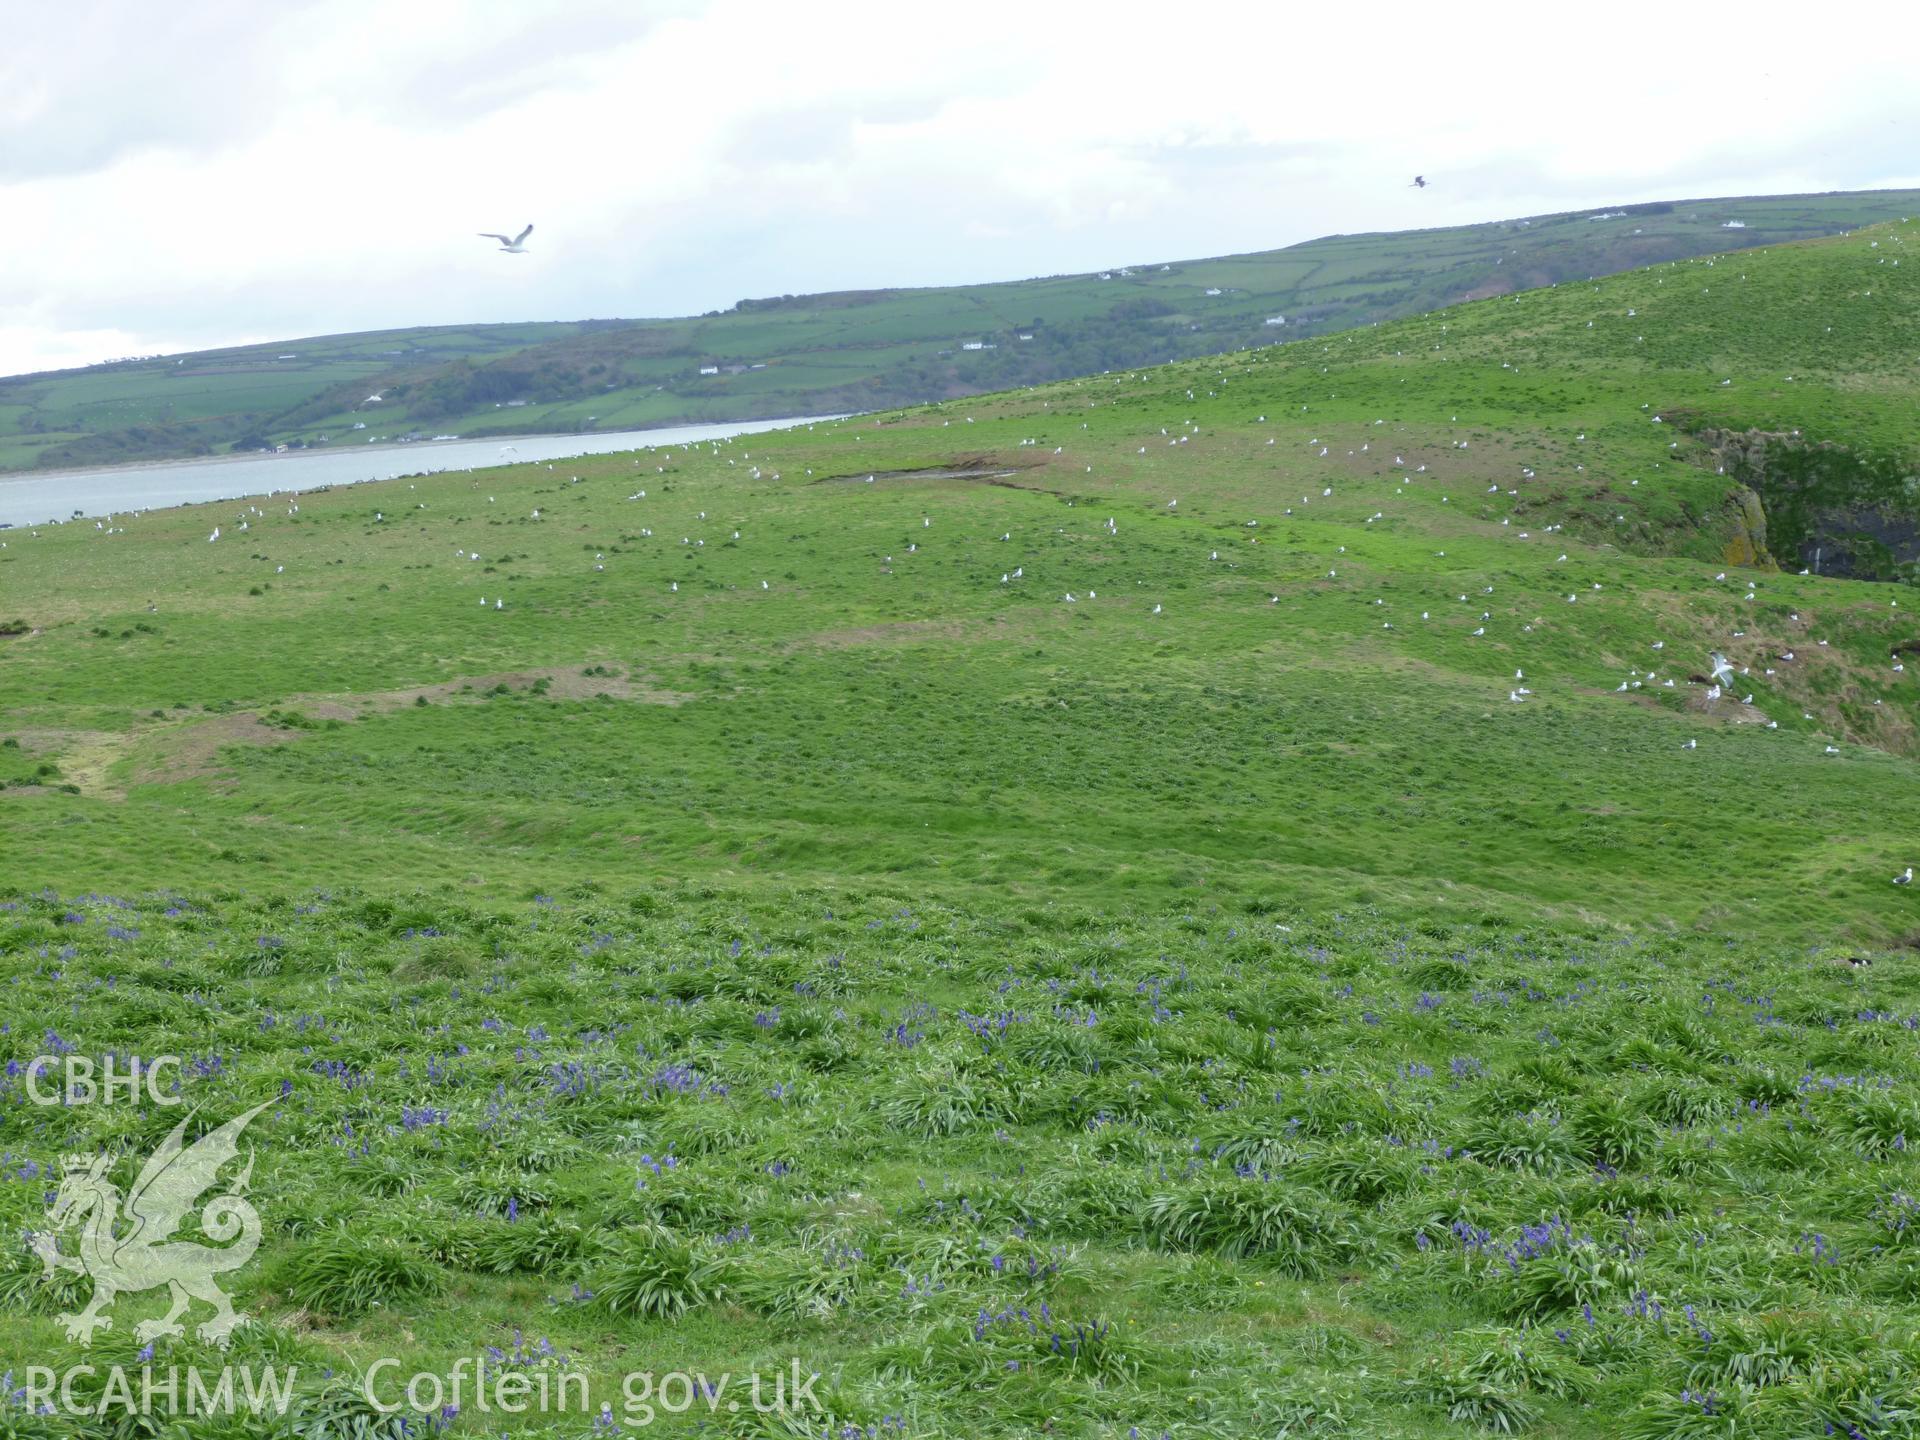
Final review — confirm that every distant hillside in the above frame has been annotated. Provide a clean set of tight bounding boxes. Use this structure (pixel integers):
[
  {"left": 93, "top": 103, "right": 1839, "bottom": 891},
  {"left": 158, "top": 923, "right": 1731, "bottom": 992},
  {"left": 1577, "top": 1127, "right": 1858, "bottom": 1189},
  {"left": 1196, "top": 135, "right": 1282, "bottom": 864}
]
[{"left": 4, "top": 187, "right": 1916, "bottom": 473}]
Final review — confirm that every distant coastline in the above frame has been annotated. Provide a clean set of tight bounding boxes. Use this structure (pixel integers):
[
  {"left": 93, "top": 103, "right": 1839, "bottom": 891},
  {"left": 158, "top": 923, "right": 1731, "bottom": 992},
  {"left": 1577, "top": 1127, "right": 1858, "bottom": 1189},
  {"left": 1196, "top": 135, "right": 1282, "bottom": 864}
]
[
  {"left": 0, "top": 414, "right": 850, "bottom": 527},
  {"left": 5, "top": 415, "right": 849, "bottom": 483}
]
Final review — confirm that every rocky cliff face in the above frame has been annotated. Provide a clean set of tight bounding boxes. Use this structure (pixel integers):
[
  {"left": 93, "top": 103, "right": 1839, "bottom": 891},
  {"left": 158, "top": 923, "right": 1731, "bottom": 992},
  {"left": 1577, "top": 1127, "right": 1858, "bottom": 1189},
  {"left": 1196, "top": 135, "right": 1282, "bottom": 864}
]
[
  {"left": 1719, "top": 483, "right": 1773, "bottom": 567},
  {"left": 1700, "top": 428, "right": 1919, "bottom": 581}
]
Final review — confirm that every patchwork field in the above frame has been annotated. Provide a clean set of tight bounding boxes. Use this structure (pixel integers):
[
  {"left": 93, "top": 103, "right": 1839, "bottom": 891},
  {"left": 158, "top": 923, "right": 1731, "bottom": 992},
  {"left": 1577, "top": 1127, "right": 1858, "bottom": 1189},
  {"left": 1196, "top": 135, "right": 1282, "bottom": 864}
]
[{"left": 2, "top": 218, "right": 1918, "bottom": 1438}]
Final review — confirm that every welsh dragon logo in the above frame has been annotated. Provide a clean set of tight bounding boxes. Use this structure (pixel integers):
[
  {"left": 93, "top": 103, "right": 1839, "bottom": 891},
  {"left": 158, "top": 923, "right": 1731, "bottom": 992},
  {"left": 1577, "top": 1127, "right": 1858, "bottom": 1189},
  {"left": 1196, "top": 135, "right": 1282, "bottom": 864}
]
[{"left": 31, "top": 1098, "right": 275, "bottom": 1347}]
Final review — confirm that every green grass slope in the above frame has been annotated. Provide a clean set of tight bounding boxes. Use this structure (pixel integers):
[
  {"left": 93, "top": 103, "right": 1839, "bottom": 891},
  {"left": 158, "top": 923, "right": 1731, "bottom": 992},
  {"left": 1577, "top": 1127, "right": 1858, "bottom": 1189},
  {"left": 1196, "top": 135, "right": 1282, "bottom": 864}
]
[
  {"left": 3, "top": 220, "right": 1920, "bottom": 1440},
  {"left": 1, "top": 219, "right": 1916, "bottom": 939},
  {"left": 4, "top": 188, "right": 1916, "bottom": 472},
  {"left": 4, "top": 892, "right": 1920, "bottom": 1440}
]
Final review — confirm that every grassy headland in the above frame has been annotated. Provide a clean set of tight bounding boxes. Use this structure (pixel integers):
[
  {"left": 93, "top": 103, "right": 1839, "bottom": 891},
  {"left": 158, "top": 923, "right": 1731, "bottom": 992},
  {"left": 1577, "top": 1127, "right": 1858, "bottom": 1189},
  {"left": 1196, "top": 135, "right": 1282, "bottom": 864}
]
[{"left": 2, "top": 217, "right": 1919, "bottom": 1440}]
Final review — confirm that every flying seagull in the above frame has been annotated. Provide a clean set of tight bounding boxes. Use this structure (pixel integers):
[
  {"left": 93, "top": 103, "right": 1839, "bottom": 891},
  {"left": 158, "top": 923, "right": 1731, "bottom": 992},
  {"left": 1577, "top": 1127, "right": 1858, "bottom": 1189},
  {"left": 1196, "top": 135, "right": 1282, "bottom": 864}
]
[
  {"left": 479, "top": 224, "right": 534, "bottom": 253},
  {"left": 1410, "top": 175, "right": 1428, "bottom": 189}
]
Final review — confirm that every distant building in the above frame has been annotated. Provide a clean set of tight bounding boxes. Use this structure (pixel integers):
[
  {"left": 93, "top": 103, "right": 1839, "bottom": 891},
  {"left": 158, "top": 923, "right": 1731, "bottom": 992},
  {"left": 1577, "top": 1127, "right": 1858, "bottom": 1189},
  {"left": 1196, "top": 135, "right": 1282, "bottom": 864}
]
[
  {"left": 1204, "top": 287, "right": 1223, "bottom": 296},
  {"left": 1722, "top": 220, "right": 1747, "bottom": 229},
  {"left": 699, "top": 365, "right": 720, "bottom": 375},
  {"left": 1264, "top": 315, "right": 1287, "bottom": 326},
  {"left": 1016, "top": 333, "right": 1034, "bottom": 341}
]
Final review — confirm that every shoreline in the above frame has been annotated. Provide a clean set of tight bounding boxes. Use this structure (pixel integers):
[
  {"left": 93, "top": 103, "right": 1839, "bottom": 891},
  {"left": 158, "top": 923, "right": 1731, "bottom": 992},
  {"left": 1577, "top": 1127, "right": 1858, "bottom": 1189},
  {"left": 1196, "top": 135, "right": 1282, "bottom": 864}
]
[
  {"left": 0, "top": 413, "right": 849, "bottom": 485},
  {"left": 0, "top": 413, "right": 851, "bottom": 527}
]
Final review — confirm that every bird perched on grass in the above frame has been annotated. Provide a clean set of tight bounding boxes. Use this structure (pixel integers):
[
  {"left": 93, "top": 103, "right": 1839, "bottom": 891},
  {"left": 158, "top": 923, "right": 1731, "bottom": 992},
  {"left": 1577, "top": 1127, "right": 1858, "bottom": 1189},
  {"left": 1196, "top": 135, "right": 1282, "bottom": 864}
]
[{"left": 1897, "top": 867, "right": 1914, "bottom": 886}]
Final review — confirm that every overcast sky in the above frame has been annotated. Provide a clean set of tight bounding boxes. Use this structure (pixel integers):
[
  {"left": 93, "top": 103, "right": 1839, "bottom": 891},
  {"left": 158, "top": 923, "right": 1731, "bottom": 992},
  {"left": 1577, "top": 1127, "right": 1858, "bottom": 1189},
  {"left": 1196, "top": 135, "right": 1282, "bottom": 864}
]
[{"left": 5, "top": 0, "right": 1919, "bottom": 378}]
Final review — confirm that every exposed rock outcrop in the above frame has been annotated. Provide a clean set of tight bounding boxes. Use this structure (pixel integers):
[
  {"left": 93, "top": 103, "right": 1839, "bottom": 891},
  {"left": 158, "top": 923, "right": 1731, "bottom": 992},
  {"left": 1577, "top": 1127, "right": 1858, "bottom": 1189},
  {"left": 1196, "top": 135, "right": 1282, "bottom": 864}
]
[
  {"left": 1697, "top": 427, "right": 1919, "bottom": 582},
  {"left": 1719, "top": 484, "right": 1773, "bottom": 567}
]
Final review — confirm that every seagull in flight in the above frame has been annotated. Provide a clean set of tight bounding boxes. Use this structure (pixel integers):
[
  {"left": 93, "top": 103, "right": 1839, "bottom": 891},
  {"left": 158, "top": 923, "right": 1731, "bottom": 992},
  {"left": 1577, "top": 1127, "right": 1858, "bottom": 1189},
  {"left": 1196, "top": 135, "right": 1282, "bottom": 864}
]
[
  {"left": 479, "top": 224, "right": 534, "bottom": 253},
  {"left": 1410, "top": 175, "right": 1428, "bottom": 189}
]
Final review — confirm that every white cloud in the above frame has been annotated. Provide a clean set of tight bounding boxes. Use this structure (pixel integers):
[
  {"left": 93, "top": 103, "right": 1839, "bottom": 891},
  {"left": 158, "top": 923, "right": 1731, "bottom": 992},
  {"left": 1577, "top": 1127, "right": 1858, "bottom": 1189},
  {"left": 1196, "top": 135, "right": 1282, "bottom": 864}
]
[{"left": 3, "top": 0, "right": 1918, "bottom": 376}]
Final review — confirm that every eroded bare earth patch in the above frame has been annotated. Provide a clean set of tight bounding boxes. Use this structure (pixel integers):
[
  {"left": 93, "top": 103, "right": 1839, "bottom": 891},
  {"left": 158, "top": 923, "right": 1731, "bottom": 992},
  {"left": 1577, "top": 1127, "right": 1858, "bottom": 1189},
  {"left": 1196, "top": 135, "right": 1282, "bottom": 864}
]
[{"left": 21, "top": 666, "right": 695, "bottom": 797}]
